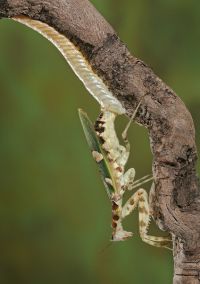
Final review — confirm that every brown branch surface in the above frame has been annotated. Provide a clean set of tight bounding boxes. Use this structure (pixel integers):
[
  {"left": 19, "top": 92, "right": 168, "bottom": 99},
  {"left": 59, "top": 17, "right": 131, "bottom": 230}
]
[{"left": 0, "top": 1, "right": 200, "bottom": 283}]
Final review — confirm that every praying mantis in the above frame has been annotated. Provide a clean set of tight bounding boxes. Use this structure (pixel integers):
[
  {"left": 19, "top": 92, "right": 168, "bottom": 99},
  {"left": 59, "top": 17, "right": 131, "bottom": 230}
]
[
  {"left": 79, "top": 105, "right": 172, "bottom": 249},
  {"left": 10, "top": 15, "right": 171, "bottom": 250}
]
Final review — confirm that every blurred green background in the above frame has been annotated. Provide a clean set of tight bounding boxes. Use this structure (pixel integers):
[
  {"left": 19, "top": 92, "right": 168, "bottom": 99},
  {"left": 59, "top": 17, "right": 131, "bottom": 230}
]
[{"left": 0, "top": 0, "right": 199, "bottom": 283}]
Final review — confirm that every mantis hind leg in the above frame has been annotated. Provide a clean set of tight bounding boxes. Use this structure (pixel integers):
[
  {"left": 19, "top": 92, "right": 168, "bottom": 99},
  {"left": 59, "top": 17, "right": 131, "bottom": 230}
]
[{"left": 122, "top": 188, "right": 172, "bottom": 249}]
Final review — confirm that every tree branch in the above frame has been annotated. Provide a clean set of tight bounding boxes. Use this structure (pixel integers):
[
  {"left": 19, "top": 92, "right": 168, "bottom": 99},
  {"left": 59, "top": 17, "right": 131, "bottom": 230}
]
[{"left": 0, "top": 1, "right": 200, "bottom": 282}]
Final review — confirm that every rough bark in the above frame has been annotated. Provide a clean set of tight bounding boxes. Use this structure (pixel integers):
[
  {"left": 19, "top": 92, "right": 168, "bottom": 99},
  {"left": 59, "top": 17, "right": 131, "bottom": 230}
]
[{"left": 0, "top": 1, "right": 200, "bottom": 283}]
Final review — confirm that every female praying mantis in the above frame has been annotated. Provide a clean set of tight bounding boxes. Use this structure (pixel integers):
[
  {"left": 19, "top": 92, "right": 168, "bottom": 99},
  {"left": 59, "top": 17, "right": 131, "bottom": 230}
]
[{"left": 10, "top": 15, "right": 171, "bottom": 249}]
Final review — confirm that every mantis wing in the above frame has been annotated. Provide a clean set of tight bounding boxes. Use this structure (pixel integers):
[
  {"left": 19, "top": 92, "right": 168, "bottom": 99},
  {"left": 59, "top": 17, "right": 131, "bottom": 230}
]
[{"left": 78, "top": 109, "right": 115, "bottom": 198}]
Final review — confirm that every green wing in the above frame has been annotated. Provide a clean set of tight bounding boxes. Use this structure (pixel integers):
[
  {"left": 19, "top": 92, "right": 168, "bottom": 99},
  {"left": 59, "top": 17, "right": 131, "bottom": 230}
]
[{"left": 78, "top": 109, "right": 114, "bottom": 198}]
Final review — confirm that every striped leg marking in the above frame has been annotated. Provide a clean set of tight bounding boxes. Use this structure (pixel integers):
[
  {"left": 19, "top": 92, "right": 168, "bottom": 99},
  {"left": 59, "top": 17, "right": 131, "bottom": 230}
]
[{"left": 122, "top": 188, "right": 172, "bottom": 249}]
